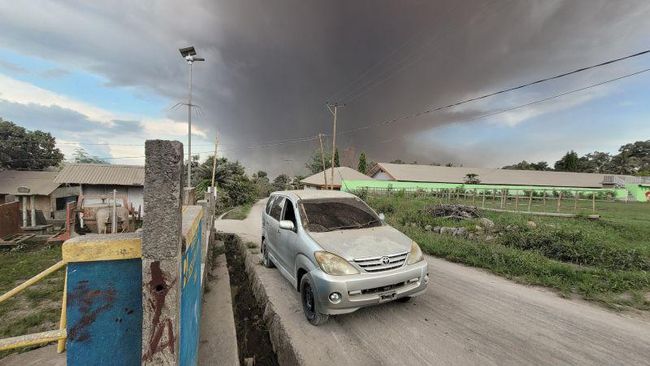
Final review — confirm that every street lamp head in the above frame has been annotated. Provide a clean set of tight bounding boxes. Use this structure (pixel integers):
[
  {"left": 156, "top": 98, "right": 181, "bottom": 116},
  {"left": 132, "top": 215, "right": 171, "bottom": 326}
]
[{"left": 179, "top": 46, "right": 196, "bottom": 57}]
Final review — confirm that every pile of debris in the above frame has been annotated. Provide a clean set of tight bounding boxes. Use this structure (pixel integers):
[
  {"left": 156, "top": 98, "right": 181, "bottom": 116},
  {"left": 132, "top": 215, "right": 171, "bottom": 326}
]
[{"left": 423, "top": 204, "right": 481, "bottom": 220}]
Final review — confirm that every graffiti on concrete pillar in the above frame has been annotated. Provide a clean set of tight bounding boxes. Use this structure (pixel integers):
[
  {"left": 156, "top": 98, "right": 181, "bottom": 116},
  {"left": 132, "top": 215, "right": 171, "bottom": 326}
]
[{"left": 142, "top": 260, "right": 177, "bottom": 362}]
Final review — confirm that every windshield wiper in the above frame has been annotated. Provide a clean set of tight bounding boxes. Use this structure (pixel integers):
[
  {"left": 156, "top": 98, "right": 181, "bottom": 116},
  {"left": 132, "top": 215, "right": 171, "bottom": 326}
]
[
  {"left": 326, "top": 223, "right": 362, "bottom": 231},
  {"left": 358, "top": 219, "right": 380, "bottom": 228}
]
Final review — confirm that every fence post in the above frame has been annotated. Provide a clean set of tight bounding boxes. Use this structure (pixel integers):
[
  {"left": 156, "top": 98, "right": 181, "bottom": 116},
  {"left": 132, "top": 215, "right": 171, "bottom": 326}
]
[
  {"left": 481, "top": 190, "right": 486, "bottom": 208},
  {"left": 141, "top": 140, "right": 184, "bottom": 365},
  {"left": 556, "top": 191, "right": 562, "bottom": 213},
  {"left": 592, "top": 192, "right": 596, "bottom": 213},
  {"left": 515, "top": 192, "right": 519, "bottom": 211},
  {"left": 574, "top": 190, "right": 578, "bottom": 212},
  {"left": 543, "top": 190, "right": 547, "bottom": 207},
  {"left": 500, "top": 190, "right": 505, "bottom": 209},
  {"left": 528, "top": 190, "right": 533, "bottom": 212}
]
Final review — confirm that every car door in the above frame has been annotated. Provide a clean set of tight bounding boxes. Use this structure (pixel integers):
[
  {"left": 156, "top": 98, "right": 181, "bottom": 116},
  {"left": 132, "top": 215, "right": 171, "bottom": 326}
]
[
  {"left": 262, "top": 195, "right": 276, "bottom": 237},
  {"left": 278, "top": 198, "right": 300, "bottom": 276},
  {"left": 266, "top": 196, "right": 285, "bottom": 266}
]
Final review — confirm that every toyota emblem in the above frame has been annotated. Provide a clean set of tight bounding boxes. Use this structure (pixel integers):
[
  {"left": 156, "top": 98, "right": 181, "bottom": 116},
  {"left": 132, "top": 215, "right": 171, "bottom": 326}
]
[{"left": 381, "top": 256, "right": 390, "bottom": 265}]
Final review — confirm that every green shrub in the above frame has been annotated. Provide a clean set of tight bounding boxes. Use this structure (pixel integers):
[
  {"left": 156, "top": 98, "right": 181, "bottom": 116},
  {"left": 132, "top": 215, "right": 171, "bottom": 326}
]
[{"left": 499, "top": 229, "right": 650, "bottom": 271}]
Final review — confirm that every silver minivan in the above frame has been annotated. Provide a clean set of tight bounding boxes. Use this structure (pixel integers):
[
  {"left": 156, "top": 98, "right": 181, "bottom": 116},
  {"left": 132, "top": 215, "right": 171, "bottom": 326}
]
[{"left": 261, "top": 190, "right": 428, "bottom": 325}]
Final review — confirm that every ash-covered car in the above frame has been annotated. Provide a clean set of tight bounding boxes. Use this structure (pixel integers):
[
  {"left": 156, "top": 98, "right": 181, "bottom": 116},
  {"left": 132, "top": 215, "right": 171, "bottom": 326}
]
[{"left": 261, "top": 190, "right": 428, "bottom": 325}]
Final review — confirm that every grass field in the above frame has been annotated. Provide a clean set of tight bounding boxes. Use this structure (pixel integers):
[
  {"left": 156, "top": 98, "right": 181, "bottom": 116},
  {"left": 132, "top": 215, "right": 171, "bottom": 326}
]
[
  {"left": 366, "top": 193, "right": 650, "bottom": 311},
  {"left": 0, "top": 244, "right": 64, "bottom": 358},
  {"left": 222, "top": 203, "right": 254, "bottom": 220}
]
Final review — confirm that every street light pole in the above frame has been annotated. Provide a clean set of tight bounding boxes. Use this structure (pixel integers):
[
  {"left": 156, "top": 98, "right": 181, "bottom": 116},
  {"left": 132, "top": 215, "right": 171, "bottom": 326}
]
[
  {"left": 179, "top": 46, "right": 205, "bottom": 188},
  {"left": 187, "top": 61, "right": 193, "bottom": 188}
]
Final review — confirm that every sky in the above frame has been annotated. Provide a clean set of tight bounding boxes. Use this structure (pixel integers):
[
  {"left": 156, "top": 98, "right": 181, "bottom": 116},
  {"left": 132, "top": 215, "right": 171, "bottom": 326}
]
[{"left": 1, "top": 0, "right": 649, "bottom": 176}]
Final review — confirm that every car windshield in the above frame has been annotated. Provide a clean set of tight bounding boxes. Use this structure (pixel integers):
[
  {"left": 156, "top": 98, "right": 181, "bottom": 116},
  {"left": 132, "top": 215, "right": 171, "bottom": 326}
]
[{"left": 299, "top": 198, "right": 381, "bottom": 232}]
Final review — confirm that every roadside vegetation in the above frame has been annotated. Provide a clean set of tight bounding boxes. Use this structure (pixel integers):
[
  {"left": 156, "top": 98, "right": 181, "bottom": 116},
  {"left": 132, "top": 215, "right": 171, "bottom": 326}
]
[
  {"left": 222, "top": 203, "right": 254, "bottom": 220},
  {"left": 366, "top": 193, "right": 650, "bottom": 310},
  {"left": 0, "top": 244, "right": 64, "bottom": 358},
  {"left": 192, "top": 156, "right": 304, "bottom": 215}
]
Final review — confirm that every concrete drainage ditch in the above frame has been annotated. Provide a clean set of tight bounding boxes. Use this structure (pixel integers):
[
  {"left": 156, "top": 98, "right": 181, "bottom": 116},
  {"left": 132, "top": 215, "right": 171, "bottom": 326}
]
[{"left": 221, "top": 233, "right": 279, "bottom": 366}]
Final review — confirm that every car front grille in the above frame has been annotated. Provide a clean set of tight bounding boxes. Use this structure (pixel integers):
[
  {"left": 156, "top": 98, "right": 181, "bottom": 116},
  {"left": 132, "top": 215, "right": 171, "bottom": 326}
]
[{"left": 353, "top": 251, "right": 408, "bottom": 272}]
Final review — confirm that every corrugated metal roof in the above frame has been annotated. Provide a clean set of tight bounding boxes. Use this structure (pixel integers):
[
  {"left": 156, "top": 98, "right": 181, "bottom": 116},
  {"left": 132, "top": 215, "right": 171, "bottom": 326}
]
[
  {"left": 371, "top": 163, "right": 617, "bottom": 188},
  {"left": 301, "top": 167, "right": 373, "bottom": 187},
  {"left": 54, "top": 164, "right": 144, "bottom": 186},
  {"left": 0, "top": 170, "right": 60, "bottom": 196}
]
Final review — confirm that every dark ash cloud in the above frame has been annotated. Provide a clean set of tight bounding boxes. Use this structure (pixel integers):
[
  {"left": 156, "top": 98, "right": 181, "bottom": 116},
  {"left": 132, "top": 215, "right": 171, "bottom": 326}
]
[{"left": 1, "top": 0, "right": 650, "bottom": 174}]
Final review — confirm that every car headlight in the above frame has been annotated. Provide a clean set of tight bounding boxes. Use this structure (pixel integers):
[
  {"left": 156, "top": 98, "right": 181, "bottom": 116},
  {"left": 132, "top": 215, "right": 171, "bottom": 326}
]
[
  {"left": 407, "top": 241, "right": 423, "bottom": 265},
  {"left": 314, "top": 251, "right": 359, "bottom": 275}
]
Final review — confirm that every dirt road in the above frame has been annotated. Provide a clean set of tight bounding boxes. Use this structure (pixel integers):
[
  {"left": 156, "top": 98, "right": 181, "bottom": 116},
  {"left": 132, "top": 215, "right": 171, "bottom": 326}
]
[{"left": 217, "top": 199, "right": 650, "bottom": 366}]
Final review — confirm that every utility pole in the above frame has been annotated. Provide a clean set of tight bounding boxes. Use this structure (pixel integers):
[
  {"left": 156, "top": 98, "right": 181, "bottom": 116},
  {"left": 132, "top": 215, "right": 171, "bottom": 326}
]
[
  {"left": 318, "top": 133, "right": 328, "bottom": 190},
  {"left": 211, "top": 136, "right": 218, "bottom": 189},
  {"left": 327, "top": 102, "right": 344, "bottom": 190}
]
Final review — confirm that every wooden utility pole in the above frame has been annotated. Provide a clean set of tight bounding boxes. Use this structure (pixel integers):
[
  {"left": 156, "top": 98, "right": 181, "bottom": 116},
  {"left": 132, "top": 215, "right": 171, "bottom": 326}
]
[
  {"left": 327, "top": 103, "right": 343, "bottom": 190},
  {"left": 211, "top": 136, "right": 218, "bottom": 188},
  {"left": 318, "top": 133, "right": 328, "bottom": 190}
]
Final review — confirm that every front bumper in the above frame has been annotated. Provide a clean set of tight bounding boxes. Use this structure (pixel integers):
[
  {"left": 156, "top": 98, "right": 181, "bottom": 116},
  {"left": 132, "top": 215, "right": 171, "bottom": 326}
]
[{"left": 310, "top": 259, "right": 429, "bottom": 315}]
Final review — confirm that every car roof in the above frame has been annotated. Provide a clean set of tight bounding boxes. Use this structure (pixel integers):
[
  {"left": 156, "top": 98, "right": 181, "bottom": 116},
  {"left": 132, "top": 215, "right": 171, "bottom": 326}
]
[{"left": 271, "top": 189, "right": 358, "bottom": 201}]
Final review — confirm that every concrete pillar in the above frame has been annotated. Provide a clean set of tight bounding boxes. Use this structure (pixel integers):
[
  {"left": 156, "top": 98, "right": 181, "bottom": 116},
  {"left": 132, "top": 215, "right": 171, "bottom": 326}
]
[
  {"left": 21, "top": 196, "right": 27, "bottom": 227},
  {"left": 30, "top": 195, "right": 36, "bottom": 227},
  {"left": 141, "top": 140, "right": 184, "bottom": 365}
]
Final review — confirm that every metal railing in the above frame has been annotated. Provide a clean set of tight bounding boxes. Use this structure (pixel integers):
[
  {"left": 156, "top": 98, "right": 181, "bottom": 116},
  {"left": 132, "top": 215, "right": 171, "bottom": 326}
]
[{"left": 0, "top": 261, "right": 68, "bottom": 353}]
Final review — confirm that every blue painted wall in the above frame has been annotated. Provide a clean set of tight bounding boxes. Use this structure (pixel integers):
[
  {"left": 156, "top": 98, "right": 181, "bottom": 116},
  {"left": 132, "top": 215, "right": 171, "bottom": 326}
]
[
  {"left": 180, "top": 222, "right": 203, "bottom": 366},
  {"left": 66, "top": 259, "right": 143, "bottom": 366}
]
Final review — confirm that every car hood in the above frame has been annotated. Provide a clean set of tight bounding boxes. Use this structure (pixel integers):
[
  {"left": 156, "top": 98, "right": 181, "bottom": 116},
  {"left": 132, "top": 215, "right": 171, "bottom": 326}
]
[{"left": 308, "top": 225, "right": 412, "bottom": 260}]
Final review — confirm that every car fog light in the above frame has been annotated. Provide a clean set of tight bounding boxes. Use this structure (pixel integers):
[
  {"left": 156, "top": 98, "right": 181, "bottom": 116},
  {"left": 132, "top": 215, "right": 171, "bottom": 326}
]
[
  {"left": 424, "top": 274, "right": 429, "bottom": 284},
  {"left": 329, "top": 292, "right": 342, "bottom": 304}
]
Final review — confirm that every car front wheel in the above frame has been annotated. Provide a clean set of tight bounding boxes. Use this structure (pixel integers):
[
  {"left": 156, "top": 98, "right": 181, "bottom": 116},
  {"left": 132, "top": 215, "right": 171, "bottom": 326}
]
[
  {"left": 261, "top": 239, "right": 274, "bottom": 268},
  {"left": 300, "top": 276, "right": 329, "bottom": 326}
]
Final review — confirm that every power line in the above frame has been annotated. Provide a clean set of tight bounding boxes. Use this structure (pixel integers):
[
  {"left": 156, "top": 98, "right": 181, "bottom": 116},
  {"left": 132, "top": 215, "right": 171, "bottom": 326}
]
[
  {"left": 341, "top": 66, "right": 650, "bottom": 141},
  {"left": 326, "top": 50, "right": 650, "bottom": 137}
]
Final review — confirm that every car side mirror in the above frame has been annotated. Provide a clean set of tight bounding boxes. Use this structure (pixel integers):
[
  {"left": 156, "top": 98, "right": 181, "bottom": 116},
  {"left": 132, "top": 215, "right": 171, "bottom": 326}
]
[
  {"left": 378, "top": 213, "right": 385, "bottom": 222},
  {"left": 279, "top": 220, "right": 295, "bottom": 231}
]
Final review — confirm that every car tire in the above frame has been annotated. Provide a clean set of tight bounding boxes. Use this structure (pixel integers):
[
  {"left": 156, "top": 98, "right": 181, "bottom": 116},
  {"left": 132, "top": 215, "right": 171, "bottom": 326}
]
[
  {"left": 396, "top": 296, "right": 412, "bottom": 303},
  {"left": 261, "top": 239, "right": 274, "bottom": 268},
  {"left": 300, "top": 276, "right": 329, "bottom": 326}
]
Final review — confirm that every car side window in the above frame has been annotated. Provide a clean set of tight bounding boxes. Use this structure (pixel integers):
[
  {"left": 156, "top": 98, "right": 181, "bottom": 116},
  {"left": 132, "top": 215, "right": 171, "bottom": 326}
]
[
  {"left": 270, "top": 197, "right": 284, "bottom": 221},
  {"left": 282, "top": 199, "right": 297, "bottom": 228},
  {"left": 265, "top": 196, "right": 276, "bottom": 215}
]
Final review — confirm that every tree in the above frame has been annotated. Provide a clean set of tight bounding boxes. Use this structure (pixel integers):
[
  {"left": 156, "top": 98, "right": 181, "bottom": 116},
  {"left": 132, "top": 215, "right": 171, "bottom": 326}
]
[
  {"left": 305, "top": 147, "right": 339, "bottom": 174},
  {"left": 577, "top": 152, "right": 611, "bottom": 173},
  {"left": 73, "top": 148, "right": 108, "bottom": 164},
  {"left": 615, "top": 140, "right": 650, "bottom": 174},
  {"left": 464, "top": 173, "right": 480, "bottom": 184},
  {"left": 554, "top": 151, "right": 579, "bottom": 172},
  {"left": 357, "top": 152, "right": 367, "bottom": 174},
  {"left": 0, "top": 118, "right": 64, "bottom": 170},
  {"left": 503, "top": 160, "right": 550, "bottom": 171},
  {"left": 272, "top": 174, "right": 291, "bottom": 192},
  {"left": 290, "top": 175, "right": 305, "bottom": 190},
  {"left": 251, "top": 170, "right": 272, "bottom": 198},
  {"left": 192, "top": 156, "right": 257, "bottom": 208}
]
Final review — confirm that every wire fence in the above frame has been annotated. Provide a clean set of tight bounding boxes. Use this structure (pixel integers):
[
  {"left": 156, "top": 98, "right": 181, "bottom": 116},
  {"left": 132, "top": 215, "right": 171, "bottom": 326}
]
[{"left": 354, "top": 186, "right": 633, "bottom": 215}]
